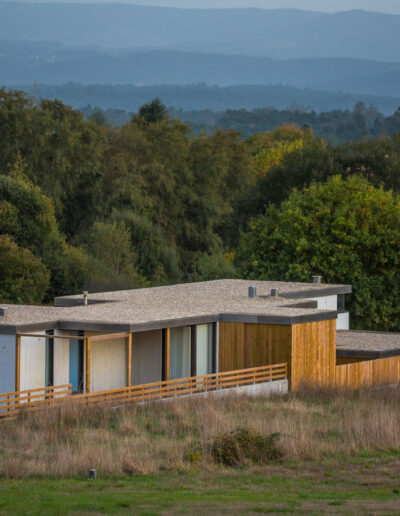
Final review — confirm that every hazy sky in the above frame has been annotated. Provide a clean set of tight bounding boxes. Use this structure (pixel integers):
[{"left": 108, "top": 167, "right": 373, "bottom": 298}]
[{"left": 20, "top": 0, "right": 400, "bottom": 15}]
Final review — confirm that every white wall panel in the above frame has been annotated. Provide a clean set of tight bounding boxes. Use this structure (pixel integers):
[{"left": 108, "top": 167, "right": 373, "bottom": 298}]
[
  {"left": 337, "top": 312, "right": 350, "bottom": 330},
  {"left": 90, "top": 337, "right": 126, "bottom": 392},
  {"left": 20, "top": 333, "right": 46, "bottom": 391},
  {"left": 53, "top": 330, "right": 70, "bottom": 386}
]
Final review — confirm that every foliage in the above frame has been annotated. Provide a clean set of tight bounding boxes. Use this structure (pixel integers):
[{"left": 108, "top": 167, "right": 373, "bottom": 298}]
[
  {"left": 213, "top": 427, "right": 282, "bottom": 467},
  {"left": 2, "top": 88, "right": 400, "bottom": 333},
  {"left": 0, "top": 235, "right": 50, "bottom": 303},
  {"left": 236, "top": 176, "right": 400, "bottom": 331},
  {"left": 137, "top": 98, "right": 168, "bottom": 124},
  {"left": 0, "top": 172, "right": 88, "bottom": 301}
]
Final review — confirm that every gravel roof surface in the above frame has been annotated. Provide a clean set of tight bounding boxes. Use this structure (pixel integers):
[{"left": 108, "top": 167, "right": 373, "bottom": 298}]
[
  {"left": 0, "top": 279, "right": 346, "bottom": 330},
  {"left": 337, "top": 330, "right": 400, "bottom": 352}
]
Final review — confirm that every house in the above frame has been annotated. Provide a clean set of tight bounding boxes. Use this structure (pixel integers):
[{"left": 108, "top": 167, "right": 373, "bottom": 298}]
[{"left": 0, "top": 278, "right": 399, "bottom": 412}]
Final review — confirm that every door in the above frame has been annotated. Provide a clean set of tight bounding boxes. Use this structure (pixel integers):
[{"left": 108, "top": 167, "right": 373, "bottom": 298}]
[{"left": 69, "top": 339, "right": 83, "bottom": 393}]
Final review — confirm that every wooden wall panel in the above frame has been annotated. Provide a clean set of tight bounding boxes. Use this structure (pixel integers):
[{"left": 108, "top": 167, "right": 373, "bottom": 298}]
[
  {"left": 219, "top": 320, "right": 336, "bottom": 390},
  {"left": 218, "top": 323, "right": 291, "bottom": 373},
  {"left": 218, "top": 322, "right": 245, "bottom": 372},
  {"left": 336, "top": 356, "right": 400, "bottom": 389},
  {"left": 291, "top": 319, "right": 336, "bottom": 390}
]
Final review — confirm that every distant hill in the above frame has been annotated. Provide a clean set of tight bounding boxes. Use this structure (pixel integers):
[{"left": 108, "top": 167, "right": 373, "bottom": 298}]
[
  {"left": 1, "top": 43, "right": 400, "bottom": 98},
  {"left": 315, "top": 70, "right": 400, "bottom": 98},
  {"left": 14, "top": 83, "right": 400, "bottom": 115},
  {"left": 0, "top": 3, "right": 399, "bottom": 61}
]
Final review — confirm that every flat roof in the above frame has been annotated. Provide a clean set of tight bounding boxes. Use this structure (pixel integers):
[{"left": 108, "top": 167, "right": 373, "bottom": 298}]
[
  {"left": 0, "top": 279, "right": 351, "bottom": 334},
  {"left": 336, "top": 330, "right": 400, "bottom": 359}
]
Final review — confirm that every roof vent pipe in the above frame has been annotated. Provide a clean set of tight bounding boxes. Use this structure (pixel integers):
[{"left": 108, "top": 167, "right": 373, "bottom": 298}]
[
  {"left": 83, "top": 291, "right": 88, "bottom": 306},
  {"left": 248, "top": 286, "right": 257, "bottom": 298},
  {"left": 313, "top": 276, "right": 322, "bottom": 284},
  {"left": 270, "top": 288, "right": 279, "bottom": 297},
  {"left": 0, "top": 307, "right": 6, "bottom": 317}
]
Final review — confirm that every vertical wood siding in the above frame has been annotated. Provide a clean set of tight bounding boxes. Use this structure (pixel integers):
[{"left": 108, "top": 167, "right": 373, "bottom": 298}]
[
  {"left": 218, "top": 320, "right": 336, "bottom": 390},
  {"left": 218, "top": 323, "right": 292, "bottom": 373},
  {"left": 291, "top": 320, "right": 336, "bottom": 389},
  {"left": 336, "top": 356, "right": 400, "bottom": 389}
]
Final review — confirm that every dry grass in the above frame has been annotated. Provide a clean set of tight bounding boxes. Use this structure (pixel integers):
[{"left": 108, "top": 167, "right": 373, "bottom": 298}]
[{"left": 1, "top": 385, "right": 400, "bottom": 478}]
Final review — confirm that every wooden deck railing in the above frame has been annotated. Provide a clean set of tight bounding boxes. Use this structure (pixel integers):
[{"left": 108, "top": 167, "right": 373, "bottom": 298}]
[
  {"left": 73, "top": 363, "right": 288, "bottom": 405},
  {"left": 0, "top": 363, "right": 287, "bottom": 420},
  {"left": 0, "top": 384, "right": 72, "bottom": 419}
]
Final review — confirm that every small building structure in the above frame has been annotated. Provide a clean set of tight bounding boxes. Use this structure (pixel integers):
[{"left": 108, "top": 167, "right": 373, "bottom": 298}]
[{"left": 0, "top": 278, "right": 398, "bottom": 414}]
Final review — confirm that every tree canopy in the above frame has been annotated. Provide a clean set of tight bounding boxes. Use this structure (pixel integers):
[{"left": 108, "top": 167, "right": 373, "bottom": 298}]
[
  {"left": 235, "top": 176, "right": 400, "bottom": 331},
  {"left": 1, "top": 89, "right": 400, "bottom": 332}
]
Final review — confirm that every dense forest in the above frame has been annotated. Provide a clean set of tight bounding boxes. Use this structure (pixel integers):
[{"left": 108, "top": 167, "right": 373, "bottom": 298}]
[
  {"left": 1, "top": 90, "right": 400, "bottom": 331},
  {"left": 83, "top": 102, "right": 400, "bottom": 144}
]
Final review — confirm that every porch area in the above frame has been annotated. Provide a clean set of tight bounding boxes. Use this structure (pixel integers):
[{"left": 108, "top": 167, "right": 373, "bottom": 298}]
[{"left": 0, "top": 363, "right": 288, "bottom": 419}]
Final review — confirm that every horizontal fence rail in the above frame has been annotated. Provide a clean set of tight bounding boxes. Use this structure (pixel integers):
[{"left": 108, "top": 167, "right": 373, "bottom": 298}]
[
  {"left": 72, "top": 363, "right": 288, "bottom": 405},
  {"left": 0, "top": 364, "right": 287, "bottom": 420},
  {"left": 0, "top": 384, "right": 72, "bottom": 419}
]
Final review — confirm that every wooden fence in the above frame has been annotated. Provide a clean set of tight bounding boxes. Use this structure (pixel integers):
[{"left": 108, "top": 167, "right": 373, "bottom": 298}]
[
  {"left": 0, "top": 363, "right": 287, "bottom": 420},
  {"left": 0, "top": 384, "right": 72, "bottom": 419},
  {"left": 73, "top": 362, "right": 288, "bottom": 405},
  {"left": 335, "top": 356, "right": 400, "bottom": 389}
]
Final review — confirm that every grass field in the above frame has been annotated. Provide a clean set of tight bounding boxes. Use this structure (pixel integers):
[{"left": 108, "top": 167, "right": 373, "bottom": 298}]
[
  {"left": 1, "top": 386, "right": 400, "bottom": 514},
  {"left": 1, "top": 455, "right": 400, "bottom": 515}
]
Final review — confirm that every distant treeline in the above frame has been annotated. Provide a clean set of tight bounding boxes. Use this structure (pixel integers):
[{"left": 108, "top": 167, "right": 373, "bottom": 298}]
[
  {"left": 16, "top": 83, "right": 400, "bottom": 116},
  {"left": 83, "top": 102, "right": 400, "bottom": 145}
]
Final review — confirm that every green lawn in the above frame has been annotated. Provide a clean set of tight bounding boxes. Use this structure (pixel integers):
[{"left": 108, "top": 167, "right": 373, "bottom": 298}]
[{"left": 1, "top": 456, "right": 400, "bottom": 515}]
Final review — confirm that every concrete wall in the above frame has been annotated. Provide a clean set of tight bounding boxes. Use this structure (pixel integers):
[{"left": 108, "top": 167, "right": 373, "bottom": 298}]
[
  {"left": 132, "top": 330, "right": 162, "bottom": 385},
  {"left": 20, "top": 333, "right": 46, "bottom": 391},
  {"left": 90, "top": 337, "right": 126, "bottom": 392},
  {"left": 0, "top": 334, "right": 16, "bottom": 394}
]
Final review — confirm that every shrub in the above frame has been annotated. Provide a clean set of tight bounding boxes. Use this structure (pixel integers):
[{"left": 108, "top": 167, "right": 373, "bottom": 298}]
[{"left": 212, "top": 427, "right": 282, "bottom": 467}]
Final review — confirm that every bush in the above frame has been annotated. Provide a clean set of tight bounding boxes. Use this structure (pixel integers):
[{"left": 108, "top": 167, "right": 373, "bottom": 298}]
[{"left": 212, "top": 427, "right": 282, "bottom": 467}]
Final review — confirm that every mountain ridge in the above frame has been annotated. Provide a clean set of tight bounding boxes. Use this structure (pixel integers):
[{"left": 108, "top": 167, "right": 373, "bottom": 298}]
[{"left": 0, "top": 2, "right": 399, "bottom": 60}]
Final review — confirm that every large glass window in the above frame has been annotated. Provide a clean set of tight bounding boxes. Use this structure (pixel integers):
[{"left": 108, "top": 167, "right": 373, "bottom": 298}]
[
  {"left": 170, "top": 327, "right": 191, "bottom": 380},
  {"left": 196, "top": 324, "right": 214, "bottom": 377}
]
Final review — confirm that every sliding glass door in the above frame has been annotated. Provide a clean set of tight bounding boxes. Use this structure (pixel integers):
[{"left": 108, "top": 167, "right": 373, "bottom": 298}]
[
  {"left": 169, "top": 327, "right": 191, "bottom": 380},
  {"left": 196, "top": 324, "right": 214, "bottom": 377}
]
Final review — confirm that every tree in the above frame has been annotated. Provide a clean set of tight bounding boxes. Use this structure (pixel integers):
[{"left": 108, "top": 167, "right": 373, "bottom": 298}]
[
  {"left": 0, "top": 173, "right": 89, "bottom": 300},
  {"left": 0, "top": 235, "right": 50, "bottom": 303},
  {"left": 235, "top": 176, "right": 400, "bottom": 331},
  {"left": 137, "top": 98, "right": 168, "bottom": 124},
  {"left": 83, "top": 221, "right": 145, "bottom": 291}
]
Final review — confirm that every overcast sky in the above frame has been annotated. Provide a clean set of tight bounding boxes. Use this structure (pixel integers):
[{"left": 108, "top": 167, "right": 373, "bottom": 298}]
[{"left": 19, "top": 0, "right": 400, "bottom": 15}]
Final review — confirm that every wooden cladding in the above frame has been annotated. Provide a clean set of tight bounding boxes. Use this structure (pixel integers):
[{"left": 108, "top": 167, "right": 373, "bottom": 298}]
[
  {"left": 219, "top": 320, "right": 336, "bottom": 389},
  {"left": 291, "top": 320, "right": 336, "bottom": 389},
  {"left": 218, "top": 323, "right": 291, "bottom": 373},
  {"left": 336, "top": 356, "right": 400, "bottom": 389}
]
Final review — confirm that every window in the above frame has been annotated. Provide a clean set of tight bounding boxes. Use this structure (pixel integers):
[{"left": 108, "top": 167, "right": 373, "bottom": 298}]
[
  {"left": 196, "top": 324, "right": 214, "bottom": 377},
  {"left": 170, "top": 327, "right": 191, "bottom": 380}
]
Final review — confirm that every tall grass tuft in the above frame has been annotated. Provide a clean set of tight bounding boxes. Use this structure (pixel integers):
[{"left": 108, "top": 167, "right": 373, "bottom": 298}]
[{"left": 1, "top": 385, "right": 400, "bottom": 478}]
